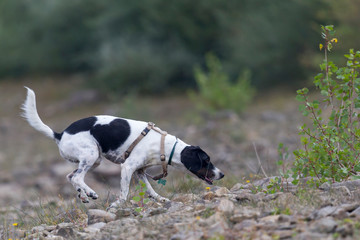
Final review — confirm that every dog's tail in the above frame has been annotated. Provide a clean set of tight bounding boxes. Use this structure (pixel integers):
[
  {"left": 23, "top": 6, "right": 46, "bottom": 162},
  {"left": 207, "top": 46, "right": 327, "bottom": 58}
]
[{"left": 21, "top": 87, "right": 62, "bottom": 142}]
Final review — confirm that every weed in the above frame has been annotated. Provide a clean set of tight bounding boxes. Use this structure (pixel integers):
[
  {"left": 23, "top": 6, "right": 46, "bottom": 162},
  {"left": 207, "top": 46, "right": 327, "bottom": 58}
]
[
  {"left": 132, "top": 180, "right": 150, "bottom": 215},
  {"left": 201, "top": 207, "right": 215, "bottom": 219}
]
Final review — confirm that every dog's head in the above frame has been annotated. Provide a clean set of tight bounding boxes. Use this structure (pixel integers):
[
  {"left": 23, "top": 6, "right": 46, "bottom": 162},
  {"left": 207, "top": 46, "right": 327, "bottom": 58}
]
[{"left": 180, "top": 146, "right": 224, "bottom": 185}]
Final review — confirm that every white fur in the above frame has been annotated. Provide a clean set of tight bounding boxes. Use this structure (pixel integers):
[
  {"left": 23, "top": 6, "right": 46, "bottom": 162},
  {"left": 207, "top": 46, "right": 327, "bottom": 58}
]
[{"left": 21, "top": 87, "right": 55, "bottom": 140}]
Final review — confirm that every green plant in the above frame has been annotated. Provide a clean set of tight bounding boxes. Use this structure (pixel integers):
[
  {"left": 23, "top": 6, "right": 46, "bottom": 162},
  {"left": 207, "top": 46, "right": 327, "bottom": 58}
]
[
  {"left": 132, "top": 180, "right": 150, "bottom": 214},
  {"left": 267, "top": 143, "right": 292, "bottom": 193},
  {"left": 189, "top": 53, "right": 256, "bottom": 114},
  {"left": 293, "top": 25, "right": 360, "bottom": 185}
]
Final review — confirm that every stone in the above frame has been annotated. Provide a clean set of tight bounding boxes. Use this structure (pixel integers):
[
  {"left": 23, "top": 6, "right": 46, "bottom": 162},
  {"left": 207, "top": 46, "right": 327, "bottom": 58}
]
[
  {"left": 115, "top": 208, "right": 132, "bottom": 219},
  {"left": 296, "top": 231, "right": 328, "bottom": 240},
  {"left": 259, "top": 215, "right": 280, "bottom": 223},
  {"left": 319, "top": 182, "right": 331, "bottom": 191},
  {"left": 87, "top": 209, "right": 116, "bottom": 224},
  {"left": 56, "top": 226, "right": 76, "bottom": 239},
  {"left": 333, "top": 179, "right": 360, "bottom": 191},
  {"left": 271, "top": 230, "right": 294, "bottom": 239},
  {"left": 332, "top": 186, "right": 351, "bottom": 197},
  {"left": 147, "top": 207, "right": 167, "bottom": 216},
  {"left": 214, "top": 187, "right": 230, "bottom": 197},
  {"left": 172, "top": 194, "right": 199, "bottom": 203},
  {"left": 310, "top": 216, "right": 337, "bottom": 233},
  {"left": 217, "top": 199, "right": 234, "bottom": 214},
  {"left": 87, "top": 222, "right": 106, "bottom": 230},
  {"left": 235, "top": 192, "right": 254, "bottom": 203},
  {"left": 203, "top": 191, "right": 216, "bottom": 200},
  {"left": 309, "top": 205, "right": 337, "bottom": 220},
  {"left": 98, "top": 218, "right": 143, "bottom": 239},
  {"left": 230, "top": 183, "right": 246, "bottom": 192},
  {"left": 233, "top": 219, "right": 257, "bottom": 231},
  {"left": 349, "top": 206, "right": 360, "bottom": 218},
  {"left": 230, "top": 208, "right": 260, "bottom": 223}
]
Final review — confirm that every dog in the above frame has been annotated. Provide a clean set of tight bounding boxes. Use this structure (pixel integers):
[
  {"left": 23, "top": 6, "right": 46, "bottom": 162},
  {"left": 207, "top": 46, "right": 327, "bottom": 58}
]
[{"left": 22, "top": 87, "right": 224, "bottom": 209}]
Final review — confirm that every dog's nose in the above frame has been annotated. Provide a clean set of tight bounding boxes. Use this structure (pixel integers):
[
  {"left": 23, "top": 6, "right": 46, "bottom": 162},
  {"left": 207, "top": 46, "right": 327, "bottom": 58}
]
[{"left": 219, "top": 172, "right": 225, "bottom": 179}]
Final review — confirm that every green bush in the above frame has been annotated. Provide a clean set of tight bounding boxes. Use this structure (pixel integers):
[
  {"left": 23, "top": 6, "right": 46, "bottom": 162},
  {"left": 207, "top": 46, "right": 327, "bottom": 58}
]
[
  {"left": 189, "top": 53, "right": 256, "bottom": 114},
  {"left": 292, "top": 25, "right": 360, "bottom": 185}
]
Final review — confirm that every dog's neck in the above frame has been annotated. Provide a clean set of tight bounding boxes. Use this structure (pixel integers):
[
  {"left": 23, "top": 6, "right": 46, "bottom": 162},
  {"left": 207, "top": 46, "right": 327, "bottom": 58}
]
[{"left": 163, "top": 135, "right": 188, "bottom": 169}]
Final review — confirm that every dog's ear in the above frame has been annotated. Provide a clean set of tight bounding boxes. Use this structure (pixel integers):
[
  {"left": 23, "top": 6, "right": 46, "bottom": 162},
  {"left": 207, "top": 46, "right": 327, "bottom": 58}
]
[
  {"left": 181, "top": 146, "right": 202, "bottom": 172},
  {"left": 197, "top": 149, "right": 210, "bottom": 163}
]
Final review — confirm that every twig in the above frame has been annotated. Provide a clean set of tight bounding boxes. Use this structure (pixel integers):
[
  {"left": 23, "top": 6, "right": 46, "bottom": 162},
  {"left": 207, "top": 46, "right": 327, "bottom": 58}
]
[{"left": 252, "top": 142, "right": 268, "bottom": 178}]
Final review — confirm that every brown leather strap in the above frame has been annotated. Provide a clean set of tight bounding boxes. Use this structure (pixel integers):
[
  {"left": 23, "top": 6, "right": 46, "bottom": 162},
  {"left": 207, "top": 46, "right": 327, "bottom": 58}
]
[
  {"left": 114, "top": 122, "right": 153, "bottom": 164},
  {"left": 116, "top": 121, "right": 170, "bottom": 181}
]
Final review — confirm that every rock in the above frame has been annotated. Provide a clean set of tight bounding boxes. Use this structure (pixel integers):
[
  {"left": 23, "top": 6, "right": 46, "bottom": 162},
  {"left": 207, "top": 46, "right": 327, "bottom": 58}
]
[
  {"left": 333, "top": 179, "right": 360, "bottom": 191},
  {"left": 202, "top": 191, "right": 216, "bottom": 200},
  {"left": 114, "top": 208, "right": 132, "bottom": 218},
  {"left": 233, "top": 219, "right": 257, "bottom": 231},
  {"left": 310, "top": 216, "right": 337, "bottom": 233},
  {"left": 87, "top": 222, "right": 106, "bottom": 230},
  {"left": 349, "top": 206, "right": 360, "bottom": 217},
  {"left": 171, "top": 230, "right": 203, "bottom": 240},
  {"left": 319, "top": 182, "right": 331, "bottom": 191},
  {"left": 331, "top": 203, "right": 359, "bottom": 219},
  {"left": 230, "top": 208, "right": 260, "bottom": 223},
  {"left": 56, "top": 223, "right": 76, "bottom": 239},
  {"left": 98, "top": 218, "right": 143, "bottom": 239},
  {"left": 271, "top": 230, "right": 294, "bottom": 239},
  {"left": 87, "top": 209, "right": 116, "bottom": 224},
  {"left": 309, "top": 205, "right": 337, "bottom": 220},
  {"left": 172, "top": 194, "right": 199, "bottom": 203},
  {"left": 230, "top": 183, "right": 246, "bottom": 192},
  {"left": 259, "top": 215, "right": 280, "bottom": 223},
  {"left": 217, "top": 199, "right": 234, "bottom": 214},
  {"left": 147, "top": 207, "right": 167, "bottom": 216},
  {"left": 296, "top": 231, "right": 328, "bottom": 240},
  {"left": 335, "top": 223, "right": 353, "bottom": 237},
  {"left": 332, "top": 186, "right": 352, "bottom": 197},
  {"left": 214, "top": 187, "right": 230, "bottom": 197},
  {"left": 235, "top": 192, "right": 254, "bottom": 203}
]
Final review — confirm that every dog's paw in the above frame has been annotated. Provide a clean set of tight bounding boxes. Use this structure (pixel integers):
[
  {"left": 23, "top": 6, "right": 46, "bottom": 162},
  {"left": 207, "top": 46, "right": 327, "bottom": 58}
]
[
  {"left": 158, "top": 196, "right": 170, "bottom": 203},
  {"left": 77, "top": 188, "right": 90, "bottom": 203},
  {"left": 87, "top": 191, "right": 98, "bottom": 200}
]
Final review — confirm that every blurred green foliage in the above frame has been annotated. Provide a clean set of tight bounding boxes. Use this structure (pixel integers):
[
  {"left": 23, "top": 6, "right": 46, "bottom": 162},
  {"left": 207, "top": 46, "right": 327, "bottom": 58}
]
[
  {"left": 189, "top": 53, "right": 255, "bottom": 114},
  {"left": 0, "top": 0, "right": 359, "bottom": 94}
]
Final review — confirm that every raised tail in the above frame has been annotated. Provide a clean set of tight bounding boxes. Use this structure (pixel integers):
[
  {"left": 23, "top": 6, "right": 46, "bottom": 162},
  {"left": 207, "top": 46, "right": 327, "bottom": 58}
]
[{"left": 21, "top": 87, "right": 62, "bottom": 142}]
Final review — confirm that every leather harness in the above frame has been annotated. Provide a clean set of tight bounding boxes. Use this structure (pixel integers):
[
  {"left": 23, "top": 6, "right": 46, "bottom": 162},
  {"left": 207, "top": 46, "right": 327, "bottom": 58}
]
[{"left": 118, "top": 122, "right": 177, "bottom": 181}]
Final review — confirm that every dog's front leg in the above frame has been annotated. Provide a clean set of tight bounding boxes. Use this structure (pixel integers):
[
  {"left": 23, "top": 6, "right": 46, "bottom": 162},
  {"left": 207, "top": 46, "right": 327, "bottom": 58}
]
[
  {"left": 109, "top": 164, "right": 135, "bottom": 209},
  {"left": 135, "top": 170, "right": 170, "bottom": 203}
]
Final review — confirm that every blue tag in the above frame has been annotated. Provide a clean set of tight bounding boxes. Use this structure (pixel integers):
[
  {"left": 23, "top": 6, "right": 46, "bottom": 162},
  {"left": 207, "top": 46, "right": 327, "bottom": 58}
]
[{"left": 157, "top": 179, "right": 167, "bottom": 186}]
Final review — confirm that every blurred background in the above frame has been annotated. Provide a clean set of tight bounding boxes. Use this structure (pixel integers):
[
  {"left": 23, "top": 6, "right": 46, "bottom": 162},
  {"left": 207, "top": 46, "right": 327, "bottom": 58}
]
[{"left": 1, "top": 0, "right": 360, "bottom": 220}]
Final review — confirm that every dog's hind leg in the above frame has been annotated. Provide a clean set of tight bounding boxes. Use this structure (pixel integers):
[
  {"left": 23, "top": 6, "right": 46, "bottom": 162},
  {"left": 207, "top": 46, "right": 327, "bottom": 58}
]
[
  {"left": 135, "top": 170, "right": 170, "bottom": 203},
  {"left": 66, "top": 149, "right": 101, "bottom": 203}
]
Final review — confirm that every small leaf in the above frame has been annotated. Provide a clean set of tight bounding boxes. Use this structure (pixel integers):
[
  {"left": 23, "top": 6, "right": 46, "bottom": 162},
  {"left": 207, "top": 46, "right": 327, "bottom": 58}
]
[
  {"left": 143, "top": 198, "right": 150, "bottom": 204},
  {"left": 139, "top": 192, "right": 145, "bottom": 196},
  {"left": 132, "top": 196, "right": 141, "bottom": 202},
  {"left": 135, "top": 207, "right": 142, "bottom": 212}
]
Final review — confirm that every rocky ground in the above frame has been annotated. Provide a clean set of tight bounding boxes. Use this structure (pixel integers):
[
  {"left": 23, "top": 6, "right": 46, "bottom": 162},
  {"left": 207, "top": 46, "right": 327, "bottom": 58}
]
[{"left": 4, "top": 178, "right": 360, "bottom": 239}]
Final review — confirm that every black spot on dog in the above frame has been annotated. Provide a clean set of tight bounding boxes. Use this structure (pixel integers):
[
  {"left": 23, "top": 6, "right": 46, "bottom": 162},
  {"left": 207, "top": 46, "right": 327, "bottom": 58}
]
[
  {"left": 90, "top": 118, "right": 131, "bottom": 153},
  {"left": 54, "top": 132, "right": 63, "bottom": 141},
  {"left": 65, "top": 117, "right": 97, "bottom": 134},
  {"left": 181, "top": 146, "right": 215, "bottom": 183}
]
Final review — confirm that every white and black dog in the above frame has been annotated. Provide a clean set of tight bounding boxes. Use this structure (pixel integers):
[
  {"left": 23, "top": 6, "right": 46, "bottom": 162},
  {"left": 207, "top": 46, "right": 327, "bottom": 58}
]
[{"left": 22, "top": 87, "right": 224, "bottom": 208}]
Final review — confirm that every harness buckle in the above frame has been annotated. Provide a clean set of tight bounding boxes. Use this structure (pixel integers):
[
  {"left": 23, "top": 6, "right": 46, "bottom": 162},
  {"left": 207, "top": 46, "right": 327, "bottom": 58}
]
[{"left": 160, "top": 154, "right": 166, "bottom": 161}]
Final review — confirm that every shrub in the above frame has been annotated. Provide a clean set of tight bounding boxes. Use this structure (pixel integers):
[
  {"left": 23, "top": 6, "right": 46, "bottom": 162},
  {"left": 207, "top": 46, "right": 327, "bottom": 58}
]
[
  {"left": 292, "top": 25, "right": 360, "bottom": 185},
  {"left": 189, "top": 53, "right": 256, "bottom": 114}
]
